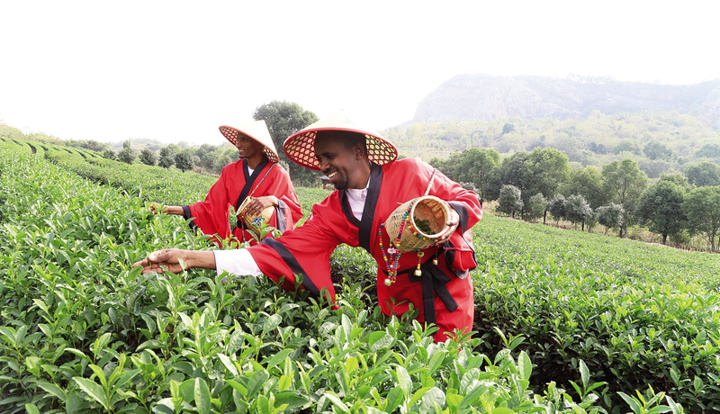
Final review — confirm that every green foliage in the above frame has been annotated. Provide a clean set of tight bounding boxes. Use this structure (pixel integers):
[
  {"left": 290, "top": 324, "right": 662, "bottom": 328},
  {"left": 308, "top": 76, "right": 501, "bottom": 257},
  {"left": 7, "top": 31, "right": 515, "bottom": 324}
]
[
  {"left": 596, "top": 203, "right": 624, "bottom": 234},
  {"left": 139, "top": 149, "right": 156, "bottom": 166},
  {"left": 496, "top": 185, "right": 523, "bottom": 217},
  {"left": 158, "top": 146, "right": 175, "bottom": 169},
  {"left": 561, "top": 166, "right": 607, "bottom": 209},
  {"left": 683, "top": 186, "right": 720, "bottom": 251},
  {"left": 643, "top": 140, "right": 674, "bottom": 161},
  {"left": 475, "top": 214, "right": 720, "bottom": 412},
  {"left": 103, "top": 149, "right": 117, "bottom": 160},
  {"left": 636, "top": 181, "right": 687, "bottom": 243},
  {"left": 602, "top": 159, "right": 649, "bottom": 234},
  {"left": 118, "top": 146, "right": 135, "bottom": 164},
  {"left": 564, "top": 194, "right": 593, "bottom": 229},
  {"left": 684, "top": 161, "right": 720, "bottom": 187},
  {"left": 526, "top": 193, "right": 548, "bottom": 221},
  {"left": 548, "top": 194, "right": 566, "bottom": 224},
  {"left": 253, "top": 101, "right": 319, "bottom": 186},
  {"left": 174, "top": 151, "right": 194, "bottom": 172}
]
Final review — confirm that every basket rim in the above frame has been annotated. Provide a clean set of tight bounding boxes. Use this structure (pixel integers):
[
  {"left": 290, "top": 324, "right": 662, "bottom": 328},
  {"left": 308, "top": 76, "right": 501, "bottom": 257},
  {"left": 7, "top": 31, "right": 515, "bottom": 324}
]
[{"left": 409, "top": 195, "right": 450, "bottom": 239}]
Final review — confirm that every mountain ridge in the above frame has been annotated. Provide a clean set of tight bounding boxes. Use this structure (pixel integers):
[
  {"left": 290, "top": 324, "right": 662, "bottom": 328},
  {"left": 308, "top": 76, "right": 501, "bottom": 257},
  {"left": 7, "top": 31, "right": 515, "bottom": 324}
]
[{"left": 412, "top": 75, "right": 720, "bottom": 129}]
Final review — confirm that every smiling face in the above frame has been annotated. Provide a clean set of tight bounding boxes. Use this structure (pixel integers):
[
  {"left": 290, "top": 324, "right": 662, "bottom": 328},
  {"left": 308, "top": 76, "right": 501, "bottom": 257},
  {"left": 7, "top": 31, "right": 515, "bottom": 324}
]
[
  {"left": 314, "top": 131, "right": 371, "bottom": 190},
  {"left": 235, "top": 134, "right": 262, "bottom": 160}
]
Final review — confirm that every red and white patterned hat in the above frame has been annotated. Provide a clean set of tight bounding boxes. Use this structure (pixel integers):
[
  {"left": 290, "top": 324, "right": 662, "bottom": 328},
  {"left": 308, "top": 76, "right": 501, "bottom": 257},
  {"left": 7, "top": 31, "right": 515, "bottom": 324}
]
[
  {"left": 283, "top": 110, "right": 398, "bottom": 171},
  {"left": 219, "top": 120, "right": 279, "bottom": 163}
]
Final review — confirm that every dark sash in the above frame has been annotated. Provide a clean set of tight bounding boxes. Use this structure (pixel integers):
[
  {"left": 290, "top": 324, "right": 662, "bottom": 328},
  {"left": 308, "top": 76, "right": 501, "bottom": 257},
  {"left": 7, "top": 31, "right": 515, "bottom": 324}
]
[{"left": 234, "top": 157, "right": 269, "bottom": 230}]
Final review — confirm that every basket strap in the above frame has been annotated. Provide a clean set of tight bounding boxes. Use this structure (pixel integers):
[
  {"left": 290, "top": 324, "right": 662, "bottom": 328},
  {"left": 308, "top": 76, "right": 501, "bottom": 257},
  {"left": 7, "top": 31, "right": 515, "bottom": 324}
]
[{"left": 423, "top": 169, "right": 438, "bottom": 196}]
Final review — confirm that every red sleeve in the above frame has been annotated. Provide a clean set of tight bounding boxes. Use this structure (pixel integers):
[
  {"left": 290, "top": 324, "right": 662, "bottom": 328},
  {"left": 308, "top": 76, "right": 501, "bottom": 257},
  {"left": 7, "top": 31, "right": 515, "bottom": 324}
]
[
  {"left": 186, "top": 166, "right": 235, "bottom": 240},
  {"left": 246, "top": 197, "right": 345, "bottom": 303},
  {"left": 424, "top": 160, "right": 482, "bottom": 271}
]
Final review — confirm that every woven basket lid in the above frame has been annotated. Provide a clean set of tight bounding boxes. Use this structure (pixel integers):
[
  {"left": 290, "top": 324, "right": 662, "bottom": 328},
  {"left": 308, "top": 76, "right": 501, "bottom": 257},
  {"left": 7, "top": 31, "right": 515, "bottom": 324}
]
[
  {"left": 219, "top": 120, "right": 279, "bottom": 163},
  {"left": 283, "top": 110, "right": 398, "bottom": 171}
]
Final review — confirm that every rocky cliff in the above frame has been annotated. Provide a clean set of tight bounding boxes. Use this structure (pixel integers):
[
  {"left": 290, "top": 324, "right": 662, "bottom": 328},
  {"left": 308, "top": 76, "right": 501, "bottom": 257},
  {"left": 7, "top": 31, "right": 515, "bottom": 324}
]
[{"left": 412, "top": 75, "right": 720, "bottom": 129}]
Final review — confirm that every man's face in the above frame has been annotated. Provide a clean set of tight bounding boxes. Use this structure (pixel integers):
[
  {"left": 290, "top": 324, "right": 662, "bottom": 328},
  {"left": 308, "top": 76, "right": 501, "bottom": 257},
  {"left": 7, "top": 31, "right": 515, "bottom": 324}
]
[
  {"left": 235, "top": 134, "right": 261, "bottom": 160},
  {"left": 314, "top": 135, "right": 359, "bottom": 190}
]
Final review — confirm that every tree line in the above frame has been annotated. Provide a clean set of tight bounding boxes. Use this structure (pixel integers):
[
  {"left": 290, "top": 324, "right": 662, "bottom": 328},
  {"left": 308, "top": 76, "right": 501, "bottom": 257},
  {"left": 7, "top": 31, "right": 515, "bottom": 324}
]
[
  {"left": 100, "top": 101, "right": 320, "bottom": 184},
  {"left": 431, "top": 147, "right": 720, "bottom": 250}
]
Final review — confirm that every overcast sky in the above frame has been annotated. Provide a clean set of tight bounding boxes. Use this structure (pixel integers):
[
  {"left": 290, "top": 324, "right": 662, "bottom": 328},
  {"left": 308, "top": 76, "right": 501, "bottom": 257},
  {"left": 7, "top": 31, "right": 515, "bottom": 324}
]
[{"left": 1, "top": 1, "right": 718, "bottom": 145}]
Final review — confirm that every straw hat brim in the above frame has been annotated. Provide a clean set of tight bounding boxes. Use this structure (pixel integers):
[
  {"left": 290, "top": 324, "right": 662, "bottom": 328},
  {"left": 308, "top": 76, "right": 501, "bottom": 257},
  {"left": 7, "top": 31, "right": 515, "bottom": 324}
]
[
  {"left": 283, "top": 114, "right": 398, "bottom": 171},
  {"left": 219, "top": 121, "right": 279, "bottom": 163}
]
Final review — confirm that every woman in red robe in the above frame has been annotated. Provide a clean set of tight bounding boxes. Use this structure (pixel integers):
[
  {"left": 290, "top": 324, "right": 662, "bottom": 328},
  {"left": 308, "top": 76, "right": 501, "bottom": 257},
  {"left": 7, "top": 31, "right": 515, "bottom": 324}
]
[{"left": 151, "top": 120, "right": 303, "bottom": 246}]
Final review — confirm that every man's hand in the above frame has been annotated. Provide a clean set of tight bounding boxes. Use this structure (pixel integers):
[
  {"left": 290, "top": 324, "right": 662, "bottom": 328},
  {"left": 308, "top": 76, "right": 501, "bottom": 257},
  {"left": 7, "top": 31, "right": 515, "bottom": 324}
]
[
  {"left": 149, "top": 202, "right": 165, "bottom": 215},
  {"left": 150, "top": 203, "right": 183, "bottom": 215},
  {"left": 243, "top": 196, "right": 277, "bottom": 217},
  {"left": 132, "top": 249, "right": 217, "bottom": 274},
  {"left": 433, "top": 208, "right": 460, "bottom": 246}
]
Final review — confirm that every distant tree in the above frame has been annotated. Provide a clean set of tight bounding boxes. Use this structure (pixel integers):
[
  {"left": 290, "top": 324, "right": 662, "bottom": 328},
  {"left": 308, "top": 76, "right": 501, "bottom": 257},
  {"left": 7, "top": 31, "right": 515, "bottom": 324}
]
[
  {"left": 496, "top": 185, "right": 523, "bottom": 218},
  {"left": 683, "top": 186, "right": 720, "bottom": 251},
  {"left": 560, "top": 166, "right": 607, "bottom": 209},
  {"left": 611, "top": 140, "right": 641, "bottom": 155},
  {"left": 454, "top": 148, "right": 500, "bottom": 206},
  {"left": 253, "top": 101, "right": 319, "bottom": 185},
  {"left": 139, "top": 149, "right": 156, "bottom": 166},
  {"left": 117, "top": 143, "right": 135, "bottom": 164},
  {"left": 482, "top": 167, "right": 503, "bottom": 202},
  {"left": 175, "top": 151, "right": 194, "bottom": 172},
  {"left": 158, "top": 147, "right": 175, "bottom": 169},
  {"left": 526, "top": 148, "right": 570, "bottom": 202},
  {"left": 684, "top": 161, "right": 720, "bottom": 187},
  {"left": 658, "top": 172, "right": 692, "bottom": 191},
  {"left": 636, "top": 181, "right": 687, "bottom": 244},
  {"left": 643, "top": 140, "right": 674, "bottom": 161},
  {"left": 430, "top": 152, "right": 463, "bottom": 181},
  {"left": 527, "top": 193, "right": 548, "bottom": 222},
  {"left": 696, "top": 143, "right": 720, "bottom": 160},
  {"left": 102, "top": 149, "right": 116, "bottom": 160},
  {"left": 602, "top": 158, "right": 649, "bottom": 237},
  {"left": 212, "top": 153, "right": 235, "bottom": 175},
  {"left": 195, "top": 143, "right": 217, "bottom": 160},
  {"left": 565, "top": 194, "right": 593, "bottom": 230},
  {"left": 499, "top": 152, "right": 531, "bottom": 210},
  {"left": 548, "top": 194, "right": 566, "bottom": 225},
  {"left": 77, "top": 140, "right": 107, "bottom": 152},
  {"left": 596, "top": 203, "right": 624, "bottom": 235},
  {"left": 502, "top": 123, "right": 515, "bottom": 134}
]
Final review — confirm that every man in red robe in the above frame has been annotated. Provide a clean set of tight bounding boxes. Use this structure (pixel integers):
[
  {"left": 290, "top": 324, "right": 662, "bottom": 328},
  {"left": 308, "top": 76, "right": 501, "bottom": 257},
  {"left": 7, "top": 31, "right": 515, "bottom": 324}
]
[
  {"left": 136, "top": 112, "right": 482, "bottom": 342},
  {"left": 151, "top": 120, "right": 303, "bottom": 246}
]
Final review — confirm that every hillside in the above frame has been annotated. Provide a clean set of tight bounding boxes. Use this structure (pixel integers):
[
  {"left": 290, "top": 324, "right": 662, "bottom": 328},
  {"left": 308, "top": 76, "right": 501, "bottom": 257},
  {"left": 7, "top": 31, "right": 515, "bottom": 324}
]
[
  {"left": 412, "top": 74, "right": 720, "bottom": 129},
  {"left": 383, "top": 111, "right": 720, "bottom": 178}
]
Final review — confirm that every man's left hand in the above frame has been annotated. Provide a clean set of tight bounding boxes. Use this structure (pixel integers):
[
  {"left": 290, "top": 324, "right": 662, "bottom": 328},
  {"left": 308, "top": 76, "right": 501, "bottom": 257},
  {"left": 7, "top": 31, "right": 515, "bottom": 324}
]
[{"left": 433, "top": 208, "right": 459, "bottom": 246}]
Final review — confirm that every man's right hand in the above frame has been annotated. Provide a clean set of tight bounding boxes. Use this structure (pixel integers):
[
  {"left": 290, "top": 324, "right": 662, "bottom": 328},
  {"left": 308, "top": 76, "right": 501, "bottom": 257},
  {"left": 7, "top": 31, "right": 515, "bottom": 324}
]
[
  {"left": 132, "top": 249, "right": 217, "bottom": 273},
  {"left": 150, "top": 203, "right": 183, "bottom": 215}
]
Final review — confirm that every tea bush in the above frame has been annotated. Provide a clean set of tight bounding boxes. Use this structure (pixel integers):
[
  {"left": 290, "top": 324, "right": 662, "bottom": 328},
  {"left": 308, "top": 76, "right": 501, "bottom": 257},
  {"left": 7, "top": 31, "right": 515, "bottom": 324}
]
[
  {"left": 0, "top": 144, "right": 648, "bottom": 413},
  {"left": 473, "top": 215, "right": 720, "bottom": 412}
]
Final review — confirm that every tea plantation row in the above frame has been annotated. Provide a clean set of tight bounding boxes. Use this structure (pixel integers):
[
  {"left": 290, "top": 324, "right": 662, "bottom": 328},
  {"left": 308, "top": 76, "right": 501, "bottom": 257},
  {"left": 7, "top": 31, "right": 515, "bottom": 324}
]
[{"left": 0, "top": 146, "right": 635, "bottom": 413}]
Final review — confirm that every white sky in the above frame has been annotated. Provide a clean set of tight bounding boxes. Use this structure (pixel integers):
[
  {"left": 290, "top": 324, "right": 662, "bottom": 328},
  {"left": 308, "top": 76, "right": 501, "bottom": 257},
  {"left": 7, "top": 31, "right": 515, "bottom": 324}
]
[{"left": 1, "top": 1, "right": 718, "bottom": 145}]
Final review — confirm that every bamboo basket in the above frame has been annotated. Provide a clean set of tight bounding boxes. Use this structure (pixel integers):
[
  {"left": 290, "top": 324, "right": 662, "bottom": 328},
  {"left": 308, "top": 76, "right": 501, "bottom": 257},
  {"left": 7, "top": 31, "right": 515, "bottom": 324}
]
[
  {"left": 384, "top": 195, "right": 450, "bottom": 252},
  {"left": 237, "top": 196, "right": 274, "bottom": 236}
]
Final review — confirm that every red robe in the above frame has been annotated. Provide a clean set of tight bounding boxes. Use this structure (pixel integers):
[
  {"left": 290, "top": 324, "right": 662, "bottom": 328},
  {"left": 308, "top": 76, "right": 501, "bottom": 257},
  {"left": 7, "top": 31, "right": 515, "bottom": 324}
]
[
  {"left": 247, "top": 158, "right": 482, "bottom": 342},
  {"left": 183, "top": 158, "right": 302, "bottom": 247}
]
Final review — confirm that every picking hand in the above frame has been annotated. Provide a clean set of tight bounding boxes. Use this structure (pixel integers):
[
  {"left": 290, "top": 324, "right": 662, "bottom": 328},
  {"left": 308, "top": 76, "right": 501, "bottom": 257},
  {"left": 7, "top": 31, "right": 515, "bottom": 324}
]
[
  {"left": 149, "top": 202, "right": 164, "bottom": 215},
  {"left": 133, "top": 249, "right": 190, "bottom": 274}
]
